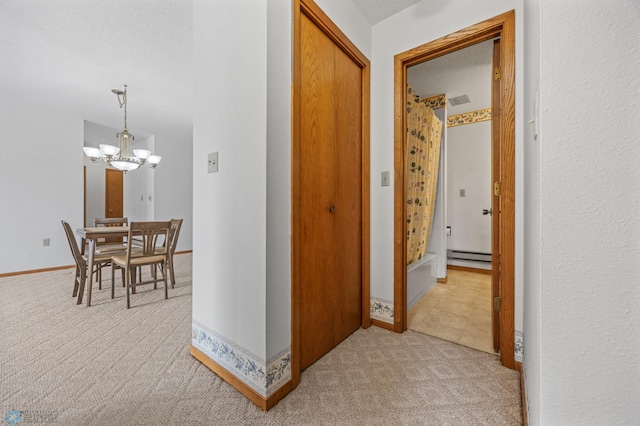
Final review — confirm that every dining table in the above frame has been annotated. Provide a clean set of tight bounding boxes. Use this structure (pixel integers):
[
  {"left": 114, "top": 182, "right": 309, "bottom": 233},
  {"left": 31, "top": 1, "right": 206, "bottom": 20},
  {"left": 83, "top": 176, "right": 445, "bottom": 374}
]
[{"left": 76, "top": 226, "right": 131, "bottom": 307}]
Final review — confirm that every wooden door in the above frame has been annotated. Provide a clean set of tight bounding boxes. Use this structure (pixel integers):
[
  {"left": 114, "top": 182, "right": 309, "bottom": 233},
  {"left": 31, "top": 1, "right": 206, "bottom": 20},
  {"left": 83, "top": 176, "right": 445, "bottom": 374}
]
[
  {"left": 105, "top": 169, "right": 124, "bottom": 242},
  {"left": 491, "top": 38, "right": 501, "bottom": 353},
  {"left": 105, "top": 169, "right": 123, "bottom": 218},
  {"left": 298, "top": 11, "right": 363, "bottom": 372}
]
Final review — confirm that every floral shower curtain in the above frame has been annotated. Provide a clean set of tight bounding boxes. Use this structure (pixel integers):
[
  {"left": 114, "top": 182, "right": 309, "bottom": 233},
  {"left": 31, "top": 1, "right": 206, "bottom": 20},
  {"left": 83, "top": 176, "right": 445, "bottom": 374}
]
[{"left": 406, "top": 85, "right": 443, "bottom": 265}]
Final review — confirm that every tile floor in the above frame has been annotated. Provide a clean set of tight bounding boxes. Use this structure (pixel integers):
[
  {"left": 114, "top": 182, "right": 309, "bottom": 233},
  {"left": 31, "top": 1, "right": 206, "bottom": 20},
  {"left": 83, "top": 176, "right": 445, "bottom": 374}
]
[{"left": 408, "top": 268, "right": 497, "bottom": 354}]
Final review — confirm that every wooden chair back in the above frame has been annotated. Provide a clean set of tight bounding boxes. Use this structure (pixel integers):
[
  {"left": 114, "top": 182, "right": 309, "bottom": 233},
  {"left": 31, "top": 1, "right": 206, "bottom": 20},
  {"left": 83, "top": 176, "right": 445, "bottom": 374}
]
[
  {"left": 61, "top": 220, "right": 85, "bottom": 270},
  {"left": 168, "top": 219, "right": 184, "bottom": 255},
  {"left": 127, "top": 221, "right": 172, "bottom": 258},
  {"left": 94, "top": 217, "right": 129, "bottom": 227},
  {"left": 94, "top": 217, "right": 128, "bottom": 245}
]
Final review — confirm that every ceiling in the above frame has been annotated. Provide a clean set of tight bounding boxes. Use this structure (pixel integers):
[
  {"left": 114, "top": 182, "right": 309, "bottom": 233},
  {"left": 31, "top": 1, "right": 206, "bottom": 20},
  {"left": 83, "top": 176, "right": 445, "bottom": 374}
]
[
  {"left": 352, "top": 0, "right": 421, "bottom": 24},
  {"left": 0, "top": 0, "right": 193, "bottom": 141},
  {"left": 0, "top": 0, "right": 420, "bottom": 144},
  {"left": 407, "top": 40, "right": 495, "bottom": 116}
]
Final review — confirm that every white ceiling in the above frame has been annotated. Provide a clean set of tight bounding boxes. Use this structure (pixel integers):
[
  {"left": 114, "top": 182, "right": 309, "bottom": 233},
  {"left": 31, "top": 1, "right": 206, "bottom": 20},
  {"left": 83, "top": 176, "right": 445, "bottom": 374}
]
[
  {"left": 407, "top": 40, "right": 495, "bottom": 115},
  {"left": 0, "top": 0, "right": 193, "bottom": 141},
  {"left": 352, "top": 0, "right": 421, "bottom": 24},
  {"left": 0, "top": 0, "right": 424, "bottom": 144}
]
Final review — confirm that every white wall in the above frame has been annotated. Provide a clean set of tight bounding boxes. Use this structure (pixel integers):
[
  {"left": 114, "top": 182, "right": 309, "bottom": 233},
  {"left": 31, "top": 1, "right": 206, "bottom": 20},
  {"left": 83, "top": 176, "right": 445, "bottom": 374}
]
[
  {"left": 522, "top": 0, "right": 540, "bottom": 422},
  {"left": 123, "top": 135, "right": 155, "bottom": 222},
  {"left": 266, "top": 0, "right": 292, "bottom": 359},
  {"left": 192, "top": 0, "right": 268, "bottom": 359},
  {"left": 533, "top": 1, "right": 640, "bottom": 424},
  {"left": 0, "top": 105, "right": 84, "bottom": 274},
  {"left": 370, "top": 0, "right": 525, "bottom": 329},
  {"left": 314, "top": 0, "right": 372, "bottom": 59},
  {"left": 153, "top": 128, "right": 193, "bottom": 252}
]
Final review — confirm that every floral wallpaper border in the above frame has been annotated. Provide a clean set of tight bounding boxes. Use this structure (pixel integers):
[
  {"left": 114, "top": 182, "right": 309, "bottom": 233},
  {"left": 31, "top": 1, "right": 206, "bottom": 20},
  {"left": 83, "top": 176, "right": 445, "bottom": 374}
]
[
  {"left": 192, "top": 321, "right": 291, "bottom": 397},
  {"left": 447, "top": 108, "right": 492, "bottom": 127},
  {"left": 514, "top": 330, "right": 524, "bottom": 362},
  {"left": 422, "top": 94, "right": 447, "bottom": 110},
  {"left": 370, "top": 297, "right": 394, "bottom": 324}
]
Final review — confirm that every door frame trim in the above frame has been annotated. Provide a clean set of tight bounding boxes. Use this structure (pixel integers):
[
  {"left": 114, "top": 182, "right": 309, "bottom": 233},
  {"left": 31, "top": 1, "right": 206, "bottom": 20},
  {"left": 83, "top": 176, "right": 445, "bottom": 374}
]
[
  {"left": 393, "top": 10, "right": 516, "bottom": 369},
  {"left": 291, "top": 0, "right": 371, "bottom": 387}
]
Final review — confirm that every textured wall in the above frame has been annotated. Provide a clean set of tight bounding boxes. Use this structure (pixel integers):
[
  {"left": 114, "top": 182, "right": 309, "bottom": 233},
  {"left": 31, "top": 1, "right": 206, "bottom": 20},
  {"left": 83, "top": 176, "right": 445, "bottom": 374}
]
[
  {"left": 0, "top": 105, "right": 84, "bottom": 274},
  {"left": 539, "top": 1, "right": 640, "bottom": 424}
]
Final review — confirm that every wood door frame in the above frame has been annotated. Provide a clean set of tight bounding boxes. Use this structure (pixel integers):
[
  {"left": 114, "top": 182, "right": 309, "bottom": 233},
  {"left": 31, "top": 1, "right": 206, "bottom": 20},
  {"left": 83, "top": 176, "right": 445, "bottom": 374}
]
[
  {"left": 491, "top": 38, "right": 502, "bottom": 353},
  {"left": 292, "top": 0, "right": 371, "bottom": 388},
  {"left": 393, "top": 10, "right": 516, "bottom": 369}
]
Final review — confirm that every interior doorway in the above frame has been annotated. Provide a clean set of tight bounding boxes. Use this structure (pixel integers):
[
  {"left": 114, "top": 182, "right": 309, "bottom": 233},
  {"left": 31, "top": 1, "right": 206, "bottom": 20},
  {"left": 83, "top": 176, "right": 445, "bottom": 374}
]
[
  {"left": 105, "top": 169, "right": 124, "bottom": 219},
  {"left": 393, "top": 11, "right": 516, "bottom": 370},
  {"left": 405, "top": 38, "right": 496, "bottom": 354}
]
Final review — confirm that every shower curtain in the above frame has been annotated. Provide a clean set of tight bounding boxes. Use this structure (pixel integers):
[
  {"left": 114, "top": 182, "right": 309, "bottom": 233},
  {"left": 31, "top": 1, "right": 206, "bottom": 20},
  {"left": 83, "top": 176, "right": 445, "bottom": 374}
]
[{"left": 406, "top": 86, "right": 443, "bottom": 265}]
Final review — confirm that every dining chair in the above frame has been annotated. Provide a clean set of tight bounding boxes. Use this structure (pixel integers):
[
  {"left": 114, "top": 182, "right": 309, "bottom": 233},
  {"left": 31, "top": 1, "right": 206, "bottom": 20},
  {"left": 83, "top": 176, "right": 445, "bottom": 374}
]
[
  {"left": 61, "top": 221, "right": 115, "bottom": 304},
  {"left": 111, "top": 221, "right": 172, "bottom": 309},
  {"left": 93, "top": 217, "right": 129, "bottom": 289},
  {"left": 156, "top": 218, "right": 183, "bottom": 289}
]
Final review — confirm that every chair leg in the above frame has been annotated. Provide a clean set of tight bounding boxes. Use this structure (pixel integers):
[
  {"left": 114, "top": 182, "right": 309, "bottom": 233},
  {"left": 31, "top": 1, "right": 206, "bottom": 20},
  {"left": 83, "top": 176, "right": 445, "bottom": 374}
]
[
  {"left": 111, "top": 264, "right": 116, "bottom": 300},
  {"left": 72, "top": 266, "right": 81, "bottom": 297},
  {"left": 169, "top": 256, "right": 176, "bottom": 289},
  {"left": 163, "top": 262, "right": 168, "bottom": 300},
  {"left": 76, "top": 269, "right": 86, "bottom": 305},
  {"left": 125, "top": 266, "right": 131, "bottom": 309},
  {"left": 153, "top": 264, "right": 158, "bottom": 289},
  {"left": 98, "top": 266, "right": 102, "bottom": 290},
  {"left": 129, "top": 268, "right": 137, "bottom": 295}
]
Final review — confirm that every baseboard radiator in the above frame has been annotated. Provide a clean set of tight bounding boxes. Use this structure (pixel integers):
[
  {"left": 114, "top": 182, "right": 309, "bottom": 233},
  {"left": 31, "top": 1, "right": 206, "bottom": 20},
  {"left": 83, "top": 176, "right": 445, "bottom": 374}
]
[{"left": 447, "top": 249, "right": 491, "bottom": 263}]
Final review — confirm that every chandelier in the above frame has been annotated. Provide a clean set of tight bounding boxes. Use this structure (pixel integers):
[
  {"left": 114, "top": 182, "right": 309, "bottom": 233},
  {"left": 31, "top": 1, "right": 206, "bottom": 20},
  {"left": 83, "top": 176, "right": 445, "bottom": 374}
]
[{"left": 83, "top": 85, "right": 161, "bottom": 172}]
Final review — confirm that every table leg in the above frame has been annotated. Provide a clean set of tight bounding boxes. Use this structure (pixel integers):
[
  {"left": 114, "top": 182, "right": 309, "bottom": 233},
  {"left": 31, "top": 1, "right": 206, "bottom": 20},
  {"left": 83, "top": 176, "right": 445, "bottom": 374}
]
[{"left": 86, "top": 239, "right": 96, "bottom": 307}]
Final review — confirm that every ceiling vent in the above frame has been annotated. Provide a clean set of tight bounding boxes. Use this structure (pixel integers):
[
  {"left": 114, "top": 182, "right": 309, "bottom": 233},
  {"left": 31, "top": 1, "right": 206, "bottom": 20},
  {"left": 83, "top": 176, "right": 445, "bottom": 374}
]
[{"left": 448, "top": 95, "right": 470, "bottom": 106}]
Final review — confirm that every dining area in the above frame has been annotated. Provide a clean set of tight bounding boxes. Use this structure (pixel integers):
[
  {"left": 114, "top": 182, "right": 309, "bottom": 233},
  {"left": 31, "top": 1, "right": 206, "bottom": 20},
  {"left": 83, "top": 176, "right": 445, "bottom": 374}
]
[{"left": 62, "top": 217, "right": 183, "bottom": 308}]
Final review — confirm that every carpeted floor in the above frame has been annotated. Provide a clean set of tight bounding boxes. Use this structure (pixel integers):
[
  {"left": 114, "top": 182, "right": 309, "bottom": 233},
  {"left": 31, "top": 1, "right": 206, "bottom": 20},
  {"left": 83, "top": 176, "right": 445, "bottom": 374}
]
[{"left": 0, "top": 253, "right": 522, "bottom": 425}]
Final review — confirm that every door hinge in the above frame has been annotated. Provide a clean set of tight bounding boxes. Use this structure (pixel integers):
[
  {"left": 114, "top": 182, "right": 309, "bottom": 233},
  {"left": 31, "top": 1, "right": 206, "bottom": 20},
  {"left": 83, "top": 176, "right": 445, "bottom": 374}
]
[
  {"left": 494, "top": 66, "right": 501, "bottom": 80},
  {"left": 494, "top": 297, "right": 502, "bottom": 312},
  {"left": 494, "top": 181, "right": 502, "bottom": 196}
]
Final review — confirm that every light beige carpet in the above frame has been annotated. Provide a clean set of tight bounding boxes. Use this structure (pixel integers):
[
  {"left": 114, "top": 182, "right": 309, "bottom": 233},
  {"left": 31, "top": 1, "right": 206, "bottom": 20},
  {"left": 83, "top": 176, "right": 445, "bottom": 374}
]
[{"left": 1, "top": 254, "right": 521, "bottom": 425}]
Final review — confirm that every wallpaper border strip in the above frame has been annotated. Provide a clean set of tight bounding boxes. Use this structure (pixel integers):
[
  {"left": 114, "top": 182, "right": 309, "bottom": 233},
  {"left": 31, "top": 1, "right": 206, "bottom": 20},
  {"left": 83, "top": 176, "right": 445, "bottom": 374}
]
[
  {"left": 447, "top": 108, "right": 492, "bottom": 127},
  {"left": 422, "top": 94, "right": 447, "bottom": 110},
  {"left": 370, "top": 297, "right": 394, "bottom": 324},
  {"left": 191, "top": 321, "right": 291, "bottom": 397},
  {"left": 514, "top": 330, "right": 524, "bottom": 363}
]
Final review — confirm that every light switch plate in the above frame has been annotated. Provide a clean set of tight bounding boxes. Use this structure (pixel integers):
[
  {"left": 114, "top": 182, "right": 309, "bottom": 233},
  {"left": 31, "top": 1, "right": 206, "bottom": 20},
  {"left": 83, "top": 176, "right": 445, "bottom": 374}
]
[
  {"left": 381, "top": 171, "right": 391, "bottom": 187},
  {"left": 208, "top": 152, "right": 218, "bottom": 173}
]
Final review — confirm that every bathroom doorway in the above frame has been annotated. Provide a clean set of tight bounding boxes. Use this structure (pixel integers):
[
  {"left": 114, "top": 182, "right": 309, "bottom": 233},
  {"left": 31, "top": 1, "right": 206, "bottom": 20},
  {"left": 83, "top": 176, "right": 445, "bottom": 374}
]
[{"left": 393, "top": 11, "right": 516, "bottom": 370}]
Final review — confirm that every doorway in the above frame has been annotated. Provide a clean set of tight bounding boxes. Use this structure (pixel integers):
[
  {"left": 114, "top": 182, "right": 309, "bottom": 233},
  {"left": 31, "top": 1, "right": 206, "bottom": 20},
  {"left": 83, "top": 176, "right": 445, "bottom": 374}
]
[
  {"left": 393, "top": 11, "right": 516, "bottom": 369},
  {"left": 406, "top": 39, "right": 495, "bottom": 354},
  {"left": 105, "top": 169, "right": 124, "bottom": 219}
]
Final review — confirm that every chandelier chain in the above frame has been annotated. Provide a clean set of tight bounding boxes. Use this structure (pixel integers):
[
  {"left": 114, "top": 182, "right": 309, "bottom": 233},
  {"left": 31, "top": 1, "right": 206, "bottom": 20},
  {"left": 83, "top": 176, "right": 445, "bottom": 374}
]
[{"left": 115, "top": 85, "right": 128, "bottom": 129}]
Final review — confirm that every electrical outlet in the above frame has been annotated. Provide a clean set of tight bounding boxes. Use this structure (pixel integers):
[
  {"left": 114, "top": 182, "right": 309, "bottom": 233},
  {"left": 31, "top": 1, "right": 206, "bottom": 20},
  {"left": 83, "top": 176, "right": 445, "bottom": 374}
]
[
  {"left": 42, "top": 238, "right": 50, "bottom": 247},
  {"left": 208, "top": 152, "right": 219, "bottom": 173}
]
